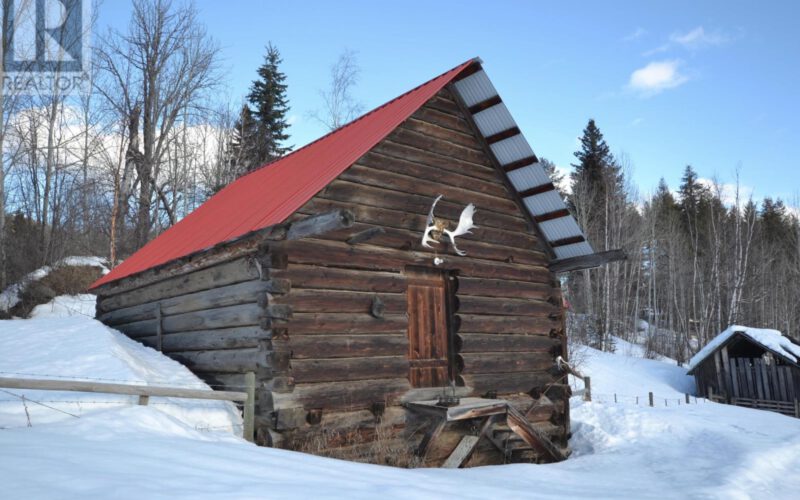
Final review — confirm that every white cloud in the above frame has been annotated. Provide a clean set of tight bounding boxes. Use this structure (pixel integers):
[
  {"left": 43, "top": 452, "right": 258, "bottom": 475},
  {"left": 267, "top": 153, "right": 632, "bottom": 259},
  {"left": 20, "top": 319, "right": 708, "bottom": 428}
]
[
  {"left": 628, "top": 60, "right": 689, "bottom": 96},
  {"left": 631, "top": 117, "right": 644, "bottom": 127},
  {"left": 645, "top": 26, "right": 730, "bottom": 55},
  {"left": 623, "top": 27, "right": 647, "bottom": 42},
  {"left": 670, "top": 27, "right": 729, "bottom": 50},
  {"left": 697, "top": 177, "right": 754, "bottom": 207}
]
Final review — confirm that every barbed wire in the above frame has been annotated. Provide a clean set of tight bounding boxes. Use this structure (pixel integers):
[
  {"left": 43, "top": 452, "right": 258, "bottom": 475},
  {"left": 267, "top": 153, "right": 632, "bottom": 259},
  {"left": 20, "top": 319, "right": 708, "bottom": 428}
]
[{"left": 0, "top": 389, "right": 80, "bottom": 418}]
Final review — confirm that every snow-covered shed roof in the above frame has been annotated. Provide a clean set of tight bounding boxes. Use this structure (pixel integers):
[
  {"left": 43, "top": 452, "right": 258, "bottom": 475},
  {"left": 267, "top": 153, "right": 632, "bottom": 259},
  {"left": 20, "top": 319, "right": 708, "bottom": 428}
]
[{"left": 687, "top": 325, "right": 800, "bottom": 374}]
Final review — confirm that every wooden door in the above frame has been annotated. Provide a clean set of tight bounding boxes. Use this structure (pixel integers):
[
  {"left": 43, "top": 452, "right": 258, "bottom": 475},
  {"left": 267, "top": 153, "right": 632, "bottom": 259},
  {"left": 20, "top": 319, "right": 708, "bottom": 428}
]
[{"left": 406, "top": 267, "right": 452, "bottom": 388}]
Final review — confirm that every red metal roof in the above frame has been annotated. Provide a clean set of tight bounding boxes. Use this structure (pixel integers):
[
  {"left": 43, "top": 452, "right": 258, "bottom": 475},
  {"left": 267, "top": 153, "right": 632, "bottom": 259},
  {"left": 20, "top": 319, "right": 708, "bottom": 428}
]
[{"left": 92, "top": 59, "right": 476, "bottom": 289}]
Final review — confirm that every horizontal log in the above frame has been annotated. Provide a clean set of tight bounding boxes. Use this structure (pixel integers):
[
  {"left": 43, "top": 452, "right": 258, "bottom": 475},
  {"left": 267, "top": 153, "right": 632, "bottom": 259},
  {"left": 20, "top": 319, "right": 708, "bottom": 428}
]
[
  {"left": 338, "top": 166, "right": 524, "bottom": 227},
  {"left": 100, "top": 280, "right": 281, "bottom": 325},
  {"left": 98, "top": 257, "right": 263, "bottom": 312},
  {"left": 275, "top": 289, "right": 406, "bottom": 314},
  {"left": 410, "top": 105, "right": 473, "bottom": 136},
  {"left": 456, "top": 334, "right": 560, "bottom": 354},
  {"left": 281, "top": 239, "right": 552, "bottom": 284},
  {"left": 458, "top": 352, "right": 554, "bottom": 374},
  {"left": 138, "top": 326, "right": 271, "bottom": 352},
  {"left": 404, "top": 116, "right": 481, "bottom": 150},
  {"left": 116, "top": 303, "right": 265, "bottom": 337},
  {"left": 310, "top": 222, "right": 547, "bottom": 267},
  {"left": 272, "top": 378, "right": 412, "bottom": 410},
  {"left": 425, "top": 93, "right": 464, "bottom": 116},
  {"left": 284, "top": 334, "right": 408, "bottom": 359},
  {"left": 456, "top": 277, "right": 555, "bottom": 300},
  {"left": 287, "top": 313, "right": 408, "bottom": 335},
  {"left": 273, "top": 265, "right": 407, "bottom": 293},
  {"left": 458, "top": 314, "right": 559, "bottom": 335},
  {"left": 0, "top": 377, "right": 246, "bottom": 402},
  {"left": 458, "top": 372, "right": 555, "bottom": 394},
  {"left": 388, "top": 126, "right": 489, "bottom": 166},
  {"left": 91, "top": 233, "right": 265, "bottom": 297},
  {"left": 457, "top": 296, "right": 559, "bottom": 317},
  {"left": 286, "top": 209, "right": 355, "bottom": 240},
  {"left": 291, "top": 356, "right": 409, "bottom": 383},
  {"left": 297, "top": 198, "right": 541, "bottom": 254},
  {"left": 170, "top": 348, "right": 269, "bottom": 374}
]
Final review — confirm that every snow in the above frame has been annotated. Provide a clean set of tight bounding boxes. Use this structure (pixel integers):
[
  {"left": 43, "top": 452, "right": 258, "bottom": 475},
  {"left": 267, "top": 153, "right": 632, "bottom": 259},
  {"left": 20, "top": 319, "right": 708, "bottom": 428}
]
[
  {"left": 0, "top": 256, "right": 109, "bottom": 312},
  {"left": 687, "top": 325, "right": 800, "bottom": 370},
  {"left": 29, "top": 294, "right": 97, "bottom": 318},
  {"left": 2, "top": 314, "right": 800, "bottom": 498}
]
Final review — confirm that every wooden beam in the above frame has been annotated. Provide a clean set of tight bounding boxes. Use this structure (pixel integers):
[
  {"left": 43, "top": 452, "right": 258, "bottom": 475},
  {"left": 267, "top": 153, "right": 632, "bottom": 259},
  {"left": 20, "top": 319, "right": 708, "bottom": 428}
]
[
  {"left": 549, "top": 249, "right": 626, "bottom": 273},
  {"left": 502, "top": 155, "right": 539, "bottom": 173},
  {"left": 506, "top": 405, "right": 567, "bottom": 462},
  {"left": 485, "top": 127, "right": 521, "bottom": 145},
  {"left": 549, "top": 235, "right": 586, "bottom": 248},
  {"left": 518, "top": 183, "right": 556, "bottom": 199},
  {"left": 452, "top": 61, "right": 483, "bottom": 83},
  {"left": 286, "top": 209, "right": 355, "bottom": 240},
  {"left": 533, "top": 209, "right": 571, "bottom": 224},
  {"left": 346, "top": 227, "right": 385, "bottom": 245},
  {"left": 467, "top": 95, "right": 502, "bottom": 115}
]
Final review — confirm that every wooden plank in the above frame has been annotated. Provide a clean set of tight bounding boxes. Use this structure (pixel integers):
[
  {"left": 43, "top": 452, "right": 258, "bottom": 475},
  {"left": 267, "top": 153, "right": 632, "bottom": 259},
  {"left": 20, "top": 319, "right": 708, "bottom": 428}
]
[
  {"left": 760, "top": 359, "right": 772, "bottom": 400},
  {"left": 549, "top": 249, "right": 627, "bottom": 273},
  {"left": 467, "top": 95, "right": 502, "bottom": 114},
  {"left": 274, "top": 265, "right": 406, "bottom": 293},
  {"left": 388, "top": 126, "right": 490, "bottom": 166},
  {"left": 456, "top": 277, "right": 554, "bottom": 300},
  {"left": 404, "top": 117, "right": 484, "bottom": 150},
  {"left": 442, "top": 435, "right": 481, "bottom": 468},
  {"left": 506, "top": 404, "right": 566, "bottom": 462},
  {"left": 458, "top": 372, "right": 554, "bottom": 394},
  {"left": 754, "top": 359, "right": 765, "bottom": 400},
  {"left": 416, "top": 418, "right": 447, "bottom": 461},
  {"left": 411, "top": 106, "right": 474, "bottom": 136},
  {"left": 721, "top": 346, "right": 731, "bottom": 398},
  {"left": 0, "top": 377, "right": 246, "bottom": 402},
  {"left": 291, "top": 356, "right": 409, "bottom": 384},
  {"left": 744, "top": 360, "right": 755, "bottom": 398},
  {"left": 729, "top": 358, "right": 739, "bottom": 398},
  {"left": 116, "top": 303, "right": 265, "bottom": 337},
  {"left": 372, "top": 140, "right": 497, "bottom": 182}
]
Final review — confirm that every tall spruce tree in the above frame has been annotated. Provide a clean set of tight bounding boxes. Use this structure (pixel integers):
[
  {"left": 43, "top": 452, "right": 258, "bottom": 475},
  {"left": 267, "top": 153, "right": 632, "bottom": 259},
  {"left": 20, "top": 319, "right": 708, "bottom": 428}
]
[{"left": 246, "top": 43, "right": 291, "bottom": 168}]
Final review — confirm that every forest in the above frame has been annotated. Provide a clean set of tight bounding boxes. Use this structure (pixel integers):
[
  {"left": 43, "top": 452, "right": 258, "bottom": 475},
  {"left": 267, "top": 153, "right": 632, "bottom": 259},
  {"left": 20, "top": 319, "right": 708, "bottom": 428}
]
[{"left": 1, "top": 0, "right": 797, "bottom": 361}]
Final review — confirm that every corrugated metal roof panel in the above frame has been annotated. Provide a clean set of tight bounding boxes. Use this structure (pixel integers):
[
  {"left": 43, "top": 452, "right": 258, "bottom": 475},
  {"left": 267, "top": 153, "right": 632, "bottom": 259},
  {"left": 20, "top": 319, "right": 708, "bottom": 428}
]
[
  {"left": 92, "top": 59, "right": 476, "bottom": 289},
  {"left": 507, "top": 163, "right": 552, "bottom": 192},
  {"left": 452, "top": 70, "right": 497, "bottom": 107},
  {"left": 522, "top": 190, "right": 567, "bottom": 216},
  {"left": 490, "top": 135, "right": 535, "bottom": 165},
  {"left": 472, "top": 103, "right": 514, "bottom": 137},
  {"left": 539, "top": 217, "right": 584, "bottom": 242},
  {"left": 555, "top": 241, "right": 595, "bottom": 260}
]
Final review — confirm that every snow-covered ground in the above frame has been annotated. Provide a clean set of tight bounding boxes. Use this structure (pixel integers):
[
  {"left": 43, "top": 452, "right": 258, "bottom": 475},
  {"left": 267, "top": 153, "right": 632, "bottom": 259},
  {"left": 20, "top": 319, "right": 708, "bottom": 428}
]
[{"left": 2, "top": 302, "right": 800, "bottom": 499}]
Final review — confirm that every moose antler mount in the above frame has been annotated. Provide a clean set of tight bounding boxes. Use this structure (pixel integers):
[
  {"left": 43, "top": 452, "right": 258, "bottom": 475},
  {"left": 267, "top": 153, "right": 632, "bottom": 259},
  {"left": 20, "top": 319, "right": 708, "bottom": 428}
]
[{"left": 421, "top": 195, "right": 477, "bottom": 260}]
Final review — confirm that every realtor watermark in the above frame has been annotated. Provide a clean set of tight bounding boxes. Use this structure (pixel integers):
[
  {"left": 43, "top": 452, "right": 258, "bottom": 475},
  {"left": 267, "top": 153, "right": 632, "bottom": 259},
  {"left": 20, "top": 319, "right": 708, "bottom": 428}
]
[{"left": 1, "top": 0, "right": 91, "bottom": 95}]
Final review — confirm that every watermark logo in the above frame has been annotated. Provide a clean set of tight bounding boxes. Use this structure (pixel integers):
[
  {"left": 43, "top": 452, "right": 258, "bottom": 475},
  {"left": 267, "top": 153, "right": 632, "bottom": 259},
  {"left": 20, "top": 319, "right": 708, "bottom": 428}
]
[{"left": 1, "top": 0, "right": 91, "bottom": 95}]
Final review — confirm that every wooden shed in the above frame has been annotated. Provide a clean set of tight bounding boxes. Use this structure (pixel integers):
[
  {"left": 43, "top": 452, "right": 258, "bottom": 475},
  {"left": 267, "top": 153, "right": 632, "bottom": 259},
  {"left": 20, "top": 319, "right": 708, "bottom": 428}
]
[
  {"left": 687, "top": 326, "right": 800, "bottom": 417},
  {"left": 90, "top": 58, "right": 621, "bottom": 467}
]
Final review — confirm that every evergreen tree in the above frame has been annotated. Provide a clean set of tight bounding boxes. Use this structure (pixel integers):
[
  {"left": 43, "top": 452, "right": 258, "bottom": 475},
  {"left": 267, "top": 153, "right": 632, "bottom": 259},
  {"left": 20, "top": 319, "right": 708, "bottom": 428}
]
[
  {"left": 571, "top": 119, "right": 615, "bottom": 196},
  {"left": 539, "top": 157, "right": 566, "bottom": 197},
  {"left": 246, "top": 43, "right": 291, "bottom": 167},
  {"left": 225, "top": 105, "right": 260, "bottom": 179}
]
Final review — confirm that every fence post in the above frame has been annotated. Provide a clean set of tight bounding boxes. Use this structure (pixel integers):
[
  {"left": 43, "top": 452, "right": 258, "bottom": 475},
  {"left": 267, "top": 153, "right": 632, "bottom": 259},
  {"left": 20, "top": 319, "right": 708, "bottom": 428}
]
[
  {"left": 614, "top": 393, "right": 617, "bottom": 404},
  {"left": 795, "top": 399, "right": 799, "bottom": 419},
  {"left": 243, "top": 372, "right": 256, "bottom": 442},
  {"left": 685, "top": 393, "right": 690, "bottom": 405},
  {"left": 648, "top": 392, "right": 654, "bottom": 407},
  {"left": 583, "top": 376, "right": 592, "bottom": 402},
  {"left": 138, "top": 395, "right": 150, "bottom": 406}
]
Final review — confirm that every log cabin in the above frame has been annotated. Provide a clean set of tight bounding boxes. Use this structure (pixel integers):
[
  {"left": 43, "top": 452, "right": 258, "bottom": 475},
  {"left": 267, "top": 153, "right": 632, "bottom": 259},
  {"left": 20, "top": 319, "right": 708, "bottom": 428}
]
[
  {"left": 687, "top": 326, "right": 800, "bottom": 417},
  {"left": 90, "top": 58, "right": 623, "bottom": 467}
]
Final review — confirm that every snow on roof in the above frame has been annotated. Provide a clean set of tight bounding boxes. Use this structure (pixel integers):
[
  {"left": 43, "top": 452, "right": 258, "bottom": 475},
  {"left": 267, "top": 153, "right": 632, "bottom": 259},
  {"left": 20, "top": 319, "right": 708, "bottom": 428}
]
[{"left": 687, "top": 325, "right": 800, "bottom": 371}]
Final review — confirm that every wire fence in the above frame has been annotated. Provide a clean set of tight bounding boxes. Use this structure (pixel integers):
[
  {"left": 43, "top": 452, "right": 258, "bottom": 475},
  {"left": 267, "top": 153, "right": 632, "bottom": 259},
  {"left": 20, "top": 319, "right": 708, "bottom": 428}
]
[
  {"left": 586, "top": 391, "right": 707, "bottom": 407},
  {"left": 0, "top": 370, "right": 250, "bottom": 390}
]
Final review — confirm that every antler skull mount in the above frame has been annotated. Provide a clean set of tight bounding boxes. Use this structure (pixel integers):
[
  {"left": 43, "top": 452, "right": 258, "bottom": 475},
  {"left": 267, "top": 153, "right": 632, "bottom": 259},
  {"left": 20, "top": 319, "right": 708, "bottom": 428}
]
[{"left": 421, "top": 195, "right": 478, "bottom": 258}]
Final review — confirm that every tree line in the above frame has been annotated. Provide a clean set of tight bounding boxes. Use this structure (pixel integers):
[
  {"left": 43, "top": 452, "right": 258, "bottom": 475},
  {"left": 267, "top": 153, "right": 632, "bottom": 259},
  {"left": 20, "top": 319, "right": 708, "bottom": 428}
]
[
  {"left": 0, "top": 0, "right": 356, "bottom": 288},
  {"left": 565, "top": 120, "right": 800, "bottom": 361}
]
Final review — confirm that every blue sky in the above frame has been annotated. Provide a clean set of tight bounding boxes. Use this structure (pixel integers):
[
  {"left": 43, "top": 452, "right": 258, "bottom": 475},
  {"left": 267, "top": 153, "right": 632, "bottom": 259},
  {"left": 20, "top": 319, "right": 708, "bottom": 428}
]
[{"left": 98, "top": 1, "right": 799, "bottom": 204}]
